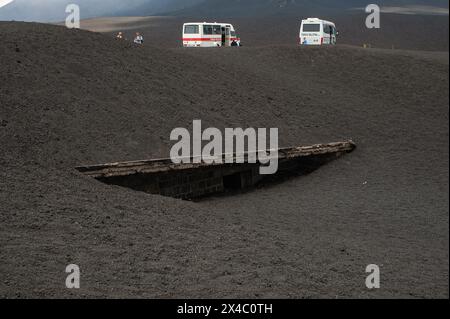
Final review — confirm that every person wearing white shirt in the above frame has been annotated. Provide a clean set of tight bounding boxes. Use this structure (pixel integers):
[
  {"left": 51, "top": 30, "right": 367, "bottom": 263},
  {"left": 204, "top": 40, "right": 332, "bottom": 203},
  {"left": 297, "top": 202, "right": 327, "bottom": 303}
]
[{"left": 134, "top": 32, "right": 144, "bottom": 45}]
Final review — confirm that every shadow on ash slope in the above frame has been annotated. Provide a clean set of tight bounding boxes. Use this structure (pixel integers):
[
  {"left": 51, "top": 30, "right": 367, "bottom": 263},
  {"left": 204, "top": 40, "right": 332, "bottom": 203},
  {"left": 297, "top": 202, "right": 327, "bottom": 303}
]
[{"left": 0, "top": 22, "right": 448, "bottom": 298}]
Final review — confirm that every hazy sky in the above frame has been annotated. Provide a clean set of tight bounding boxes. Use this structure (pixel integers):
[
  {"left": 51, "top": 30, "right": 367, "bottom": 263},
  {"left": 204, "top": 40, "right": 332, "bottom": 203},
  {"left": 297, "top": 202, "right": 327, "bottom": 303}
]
[
  {"left": 0, "top": 0, "right": 157, "bottom": 22},
  {"left": 0, "top": 0, "right": 448, "bottom": 22}
]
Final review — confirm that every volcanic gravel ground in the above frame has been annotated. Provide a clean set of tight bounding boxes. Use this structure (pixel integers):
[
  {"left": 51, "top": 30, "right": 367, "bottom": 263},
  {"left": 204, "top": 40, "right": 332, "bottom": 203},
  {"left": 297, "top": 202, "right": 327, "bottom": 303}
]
[
  {"left": 80, "top": 13, "right": 449, "bottom": 51},
  {"left": 0, "top": 22, "right": 448, "bottom": 298}
]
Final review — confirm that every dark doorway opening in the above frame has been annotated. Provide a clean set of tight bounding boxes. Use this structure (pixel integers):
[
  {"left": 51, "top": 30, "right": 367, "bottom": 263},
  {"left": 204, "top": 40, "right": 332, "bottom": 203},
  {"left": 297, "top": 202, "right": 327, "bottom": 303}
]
[
  {"left": 221, "top": 27, "right": 226, "bottom": 46},
  {"left": 223, "top": 173, "right": 242, "bottom": 191}
]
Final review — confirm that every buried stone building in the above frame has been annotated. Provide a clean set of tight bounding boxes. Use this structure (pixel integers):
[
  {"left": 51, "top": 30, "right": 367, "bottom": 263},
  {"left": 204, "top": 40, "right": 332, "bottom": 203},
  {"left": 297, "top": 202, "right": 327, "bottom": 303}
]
[{"left": 76, "top": 141, "right": 356, "bottom": 200}]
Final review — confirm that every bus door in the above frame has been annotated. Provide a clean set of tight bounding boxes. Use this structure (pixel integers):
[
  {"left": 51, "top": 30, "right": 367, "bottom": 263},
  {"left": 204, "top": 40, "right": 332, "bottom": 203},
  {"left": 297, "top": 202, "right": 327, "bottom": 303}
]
[
  {"left": 323, "top": 25, "right": 332, "bottom": 44},
  {"left": 221, "top": 27, "right": 226, "bottom": 46},
  {"left": 225, "top": 27, "right": 231, "bottom": 46},
  {"left": 324, "top": 25, "right": 336, "bottom": 45},
  {"left": 331, "top": 26, "right": 337, "bottom": 45}
]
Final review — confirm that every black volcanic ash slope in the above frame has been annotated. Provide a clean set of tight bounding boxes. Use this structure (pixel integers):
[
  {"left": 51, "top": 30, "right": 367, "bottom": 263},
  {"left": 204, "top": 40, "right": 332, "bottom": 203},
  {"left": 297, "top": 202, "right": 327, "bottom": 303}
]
[
  {"left": 0, "top": 22, "right": 448, "bottom": 298},
  {"left": 0, "top": 22, "right": 328, "bottom": 168}
]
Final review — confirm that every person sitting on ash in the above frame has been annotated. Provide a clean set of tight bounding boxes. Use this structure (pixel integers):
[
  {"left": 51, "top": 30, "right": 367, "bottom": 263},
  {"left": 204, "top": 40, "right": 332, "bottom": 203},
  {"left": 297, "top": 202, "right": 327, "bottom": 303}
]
[
  {"left": 116, "top": 32, "right": 124, "bottom": 40},
  {"left": 134, "top": 32, "right": 144, "bottom": 45}
]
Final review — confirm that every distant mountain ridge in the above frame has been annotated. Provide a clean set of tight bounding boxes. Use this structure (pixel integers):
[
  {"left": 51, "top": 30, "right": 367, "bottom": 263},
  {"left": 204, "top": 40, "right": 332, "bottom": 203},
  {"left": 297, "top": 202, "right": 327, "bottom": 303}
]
[
  {"left": 162, "top": 0, "right": 450, "bottom": 17},
  {"left": 120, "top": 0, "right": 204, "bottom": 17},
  {"left": 0, "top": 0, "right": 205, "bottom": 22},
  {"left": 0, "top": 0, "right": 448, "bottom": 22}
]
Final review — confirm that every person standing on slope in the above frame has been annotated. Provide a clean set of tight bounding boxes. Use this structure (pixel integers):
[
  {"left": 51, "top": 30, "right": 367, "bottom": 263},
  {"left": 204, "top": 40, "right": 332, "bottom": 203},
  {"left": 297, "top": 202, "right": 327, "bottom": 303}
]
[{"left": 134, "top": 32, "right": 144, "bottom": 45}]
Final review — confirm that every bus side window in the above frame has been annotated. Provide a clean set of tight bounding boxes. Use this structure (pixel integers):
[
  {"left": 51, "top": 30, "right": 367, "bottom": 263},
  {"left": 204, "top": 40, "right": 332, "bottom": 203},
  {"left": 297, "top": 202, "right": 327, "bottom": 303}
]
[
  {"left": 213, "top": 25, "right": 221, "bottom": 35},
  {"left": 203, "top": 25, "right": 213, "bottom": 35},
  {"left": 184, "top": 25, "right": 199, "bottom": 34}
]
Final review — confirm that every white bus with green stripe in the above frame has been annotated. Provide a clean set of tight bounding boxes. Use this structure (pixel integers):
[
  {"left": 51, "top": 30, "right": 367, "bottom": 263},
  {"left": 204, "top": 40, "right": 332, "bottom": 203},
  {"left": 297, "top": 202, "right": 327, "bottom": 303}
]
[{"left": 299, "top": 18, "right": 338, "bottom": 46}]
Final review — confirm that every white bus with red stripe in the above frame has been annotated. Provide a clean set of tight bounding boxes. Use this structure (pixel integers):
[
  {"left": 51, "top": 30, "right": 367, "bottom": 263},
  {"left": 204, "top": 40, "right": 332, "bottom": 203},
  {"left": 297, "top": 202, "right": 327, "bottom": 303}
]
[
  {"left": 183, "top": 22, "right": 240, "bottom": 47},
  {"left": 299, "top": 18, "right": 338, "bottom": 46}
]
